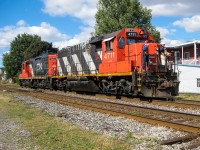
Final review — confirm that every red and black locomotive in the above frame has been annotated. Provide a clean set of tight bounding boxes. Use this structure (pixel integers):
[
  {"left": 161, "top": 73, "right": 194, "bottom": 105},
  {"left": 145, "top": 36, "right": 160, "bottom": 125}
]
[{"left": 19, "top": 28, "right": 179, "bottom": 99}]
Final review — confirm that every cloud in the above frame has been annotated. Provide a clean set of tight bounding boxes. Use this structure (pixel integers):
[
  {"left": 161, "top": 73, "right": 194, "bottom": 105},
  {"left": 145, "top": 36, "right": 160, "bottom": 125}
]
[
  {"left": 53, "top": 26, "right": 94, "bottom": 49},
  {"left": 0, "top": 20, "right": 68, "bottom": 49},
  {"left": 156, "top": 27, "right": 176, "bottom": 37},
  {"left": 42, "top": 0, "right": 98, "bottom": 26},
  {"left": 139, "top": 0, "right": 200, "bottom": 17},
  {"left": 162, "top": 38, "right": 184, "bottom": 47},
  {"left": 16, "top": 20, "right": 27, "bottom": 26},
  {"left": 155, "top": 27, "right": 182, "bottom": 46},
  {"left": 0, "top": 20, "right": 94, "bottom": 50},
  {"left": 173, "top": 15, "right": 200, "bottom": 32},
  {"left": 42, "top": 0, "right": 200, "bottom": 22}
]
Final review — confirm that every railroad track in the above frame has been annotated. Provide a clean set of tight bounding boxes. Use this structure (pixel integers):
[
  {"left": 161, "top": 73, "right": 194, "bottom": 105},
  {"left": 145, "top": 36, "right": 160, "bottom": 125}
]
[
  {"left": 149, "top": 99, "right": 200, "bottom": 110},
  {"left": 63, "top": 90, "right": 200, "bottom": 110},
  {"left": 2, "top": 85, "right": 200, "bottom": 148},
  {"left": 2, "top": 86, "right": 200, "bottom": 132},
  {"left": 3, "top": 86, "right": 200, "bottom": 134}
]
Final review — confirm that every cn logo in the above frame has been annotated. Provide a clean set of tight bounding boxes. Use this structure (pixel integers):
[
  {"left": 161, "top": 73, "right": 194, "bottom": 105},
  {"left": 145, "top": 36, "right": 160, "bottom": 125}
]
[{"left": 36, "top": 63, "right": 42, "bottom": 70}]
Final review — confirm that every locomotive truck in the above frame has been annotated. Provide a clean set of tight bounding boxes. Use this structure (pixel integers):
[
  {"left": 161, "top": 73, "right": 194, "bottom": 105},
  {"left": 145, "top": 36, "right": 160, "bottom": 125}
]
[{"left": 19, "top": 28, "right": 179, "bottom": 99}]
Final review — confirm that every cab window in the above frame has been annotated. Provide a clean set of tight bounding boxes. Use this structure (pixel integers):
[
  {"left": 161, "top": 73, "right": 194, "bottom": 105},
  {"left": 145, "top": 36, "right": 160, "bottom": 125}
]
[
  {"left": 105, "top": 40, "right": 113, "bottom": 51},
  {"left": 118, "top": 37, "right": 125, "bottom": 48},
  {"left": 127, "top": 38, "right": 136, "bottom": 45},
  {"left": 25, "top": 62, "right": 29, "bottom": 69}
]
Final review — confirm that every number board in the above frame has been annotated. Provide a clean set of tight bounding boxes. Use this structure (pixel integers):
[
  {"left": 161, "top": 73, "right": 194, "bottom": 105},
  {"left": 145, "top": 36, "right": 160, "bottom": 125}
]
[{"left": 126, "top": 32, "right": 138, "bottom": 37}]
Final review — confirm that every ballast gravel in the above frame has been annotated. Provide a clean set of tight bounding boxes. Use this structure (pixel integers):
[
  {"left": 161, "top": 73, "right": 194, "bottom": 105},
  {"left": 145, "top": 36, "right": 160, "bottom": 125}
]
[
  {"left": 2, "top": 90, "right": 200, "bottom": 150},
  {"left": 49, "top": 91, "right": 200, "bottom": 116}
]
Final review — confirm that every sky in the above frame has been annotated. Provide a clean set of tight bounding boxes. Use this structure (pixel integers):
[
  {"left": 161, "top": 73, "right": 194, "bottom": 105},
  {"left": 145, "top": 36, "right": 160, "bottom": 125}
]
[{"left": 1, "top": 0, "right": 200, "bottom": 67}]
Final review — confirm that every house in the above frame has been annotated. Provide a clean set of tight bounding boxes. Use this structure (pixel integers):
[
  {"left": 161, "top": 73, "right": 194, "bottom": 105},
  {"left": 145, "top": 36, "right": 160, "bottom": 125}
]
[
  {"left": 167, "top": 41, "right": 200, "bottom": 93},
  {"left": 0, "top": 67, "right": 6, "bottom": 80},
  {"left": 167, "top": 41, "right": 200, "bottom": 65}
]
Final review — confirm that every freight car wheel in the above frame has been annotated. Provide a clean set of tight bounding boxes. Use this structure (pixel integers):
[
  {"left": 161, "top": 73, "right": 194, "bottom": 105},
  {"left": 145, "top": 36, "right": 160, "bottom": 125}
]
[
  {"left": 166, "top": 97, "right": 175, "bottom": 101},
  {"left": 116, "top": 95, "right": 122, "bottom": 99},
  {"left": 63, "top": 85, "right": 67, "bottom": 93},
  {"left": 140, "top": 96, "right": 152, "bottom": 102}
]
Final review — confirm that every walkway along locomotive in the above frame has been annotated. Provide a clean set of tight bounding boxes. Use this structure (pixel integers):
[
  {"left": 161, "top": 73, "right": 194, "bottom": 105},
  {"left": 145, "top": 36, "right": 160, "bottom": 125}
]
[{"left": 19, "top": 28, "right": 179, "bottom": 99}]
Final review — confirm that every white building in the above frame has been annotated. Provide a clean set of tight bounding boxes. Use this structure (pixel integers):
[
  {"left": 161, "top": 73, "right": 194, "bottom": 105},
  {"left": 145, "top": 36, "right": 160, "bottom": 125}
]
[
  {"left": 167, "top": 41, "right": 200, "bottom": 93},
  {"left": 177, "top": 65, "right": 200, "bottom": 93}
]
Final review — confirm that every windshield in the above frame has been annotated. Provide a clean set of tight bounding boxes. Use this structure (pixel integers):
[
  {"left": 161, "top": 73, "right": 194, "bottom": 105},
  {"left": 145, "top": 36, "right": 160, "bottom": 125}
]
[{"left": 127, "top": 38, "right": 136, "bottom": 45}]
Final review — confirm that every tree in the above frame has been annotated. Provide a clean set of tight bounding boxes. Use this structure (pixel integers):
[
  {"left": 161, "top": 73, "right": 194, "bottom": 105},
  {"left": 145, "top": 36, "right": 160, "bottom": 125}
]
[
  {"left": 95, "top": 0, "right": 161, "bottom": 42},
  {"left": 3, "top": 33, "right": 58, "bottom": 81},
  {"left": 6, "top": 34, "right": 41, "bottom": 79},
  {"left": 24, "top": 41, "right": 58, "bottom": 60},
  {"left": 2, "top": 53, "right": 13, "bottom": 79}
]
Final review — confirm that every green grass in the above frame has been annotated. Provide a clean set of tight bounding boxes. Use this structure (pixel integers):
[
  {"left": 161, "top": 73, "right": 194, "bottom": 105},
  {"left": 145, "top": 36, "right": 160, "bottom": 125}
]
[
  {"left": 177, "top": 93, "right": 200, "bottom": 100},
  {"left": 0, "top": 92, "right": 134, "bottom": 150}
]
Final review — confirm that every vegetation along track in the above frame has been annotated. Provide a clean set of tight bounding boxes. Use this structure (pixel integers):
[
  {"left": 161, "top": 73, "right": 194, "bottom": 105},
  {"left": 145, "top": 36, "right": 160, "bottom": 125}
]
[
  {"left": 150, "top": 99, "right": 200, "bottom": 110},
  {"left": 2, "top": 85, "right": 200, "bottom": 135}
]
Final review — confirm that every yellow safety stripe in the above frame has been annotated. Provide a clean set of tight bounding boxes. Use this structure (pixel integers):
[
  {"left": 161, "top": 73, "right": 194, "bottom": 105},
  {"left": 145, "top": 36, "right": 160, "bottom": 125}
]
[{"left": 19, "top": 72, "right": 133, "bottom": 80}]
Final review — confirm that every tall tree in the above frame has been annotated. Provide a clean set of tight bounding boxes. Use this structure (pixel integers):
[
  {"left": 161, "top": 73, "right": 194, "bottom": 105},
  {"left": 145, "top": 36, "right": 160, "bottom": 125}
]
[
  {"left": 95, "top": 0, "right": 161, "bottom": 42},
  {"left": 24, "top": 41, "right": 58, "bottom": 60},
  {"left": 3, "top": 34, "right": 41, "bottom": 80},
  {"left": 3, "top": 33, "right": 58, "bottom": 81},
  {"left": 2, "top": 53, "right": 13, "bottom": 79}
]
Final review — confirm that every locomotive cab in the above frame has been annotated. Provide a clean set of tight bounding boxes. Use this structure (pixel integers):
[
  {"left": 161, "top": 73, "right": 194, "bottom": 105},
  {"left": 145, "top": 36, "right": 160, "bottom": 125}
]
[
  {"left": 19, "top": 60, "right": 32, "bottom": 79},
  {"left": 99, "top": 28, "right": 156, "bottom": 73},
  {"left": 98, "top": 28, "right": 179, "bottom": 98}
]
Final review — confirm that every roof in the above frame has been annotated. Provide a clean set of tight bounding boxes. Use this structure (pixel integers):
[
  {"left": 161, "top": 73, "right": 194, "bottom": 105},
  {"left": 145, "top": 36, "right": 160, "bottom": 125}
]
[
  {"left": 89, "top": 35, "right": 103, "bottom": 44},
  {"left": 166, "top": 40, "right": 200, "bottom": 49},
  {"left": 103, "top": 29, "right": 121, "bottom": 39},
  {"left": 89, "top": 29, "right": 122, "bottom": 44}
]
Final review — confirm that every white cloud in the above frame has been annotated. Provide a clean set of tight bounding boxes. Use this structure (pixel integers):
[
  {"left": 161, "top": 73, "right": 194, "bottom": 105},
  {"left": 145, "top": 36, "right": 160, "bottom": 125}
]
[
  {"left": 16, "top": 20, "right": 27, "bottom": 26},
  {"left": 173, "top": 15, "right": 200, "bottom": 32},
  {"left": 154, "top": 26, "right": 191, "bottom": 47},
  {"left": 53, "top": 26, "right": 94, "bottom": 49},
  {"left": 42, "top": 0, "right": 98, "bottom": 26},
  {"left": 139, "top": 0, "right": 200, "bottom": 17},
  {"left": 42, "top": 0, "right": 200, "bottom": 24},
  {"left": 0, "top": 20, "right": 68, "bottom": 49},
  {"left": 0, "top": 20, "right": 94, "bottom": 50},
  {"left": 161, "top": 38, "right": 184, "bottom": 47},
  {"left": 155, "top": 27, "right": 183, "bottom": 46},
  {"left": 156, "top": 27, "right": 176, "bottom": 37}
]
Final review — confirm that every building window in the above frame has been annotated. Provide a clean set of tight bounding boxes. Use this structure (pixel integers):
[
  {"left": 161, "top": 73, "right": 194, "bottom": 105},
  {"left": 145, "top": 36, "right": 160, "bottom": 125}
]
[
  {"left": 184, "top": 52, "right": 190, "bottom": 60},
  {"left": 175, "top": 51, "right": 180, "bottom": 60},
  {"left": 197, "top": 78, "right": 200, "bottom": 87}
]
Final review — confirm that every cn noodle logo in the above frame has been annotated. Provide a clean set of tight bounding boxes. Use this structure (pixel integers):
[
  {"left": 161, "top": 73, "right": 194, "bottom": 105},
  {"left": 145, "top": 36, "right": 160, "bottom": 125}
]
[{"left": 36, "top": 63, "right": 42, "bottom": 70}]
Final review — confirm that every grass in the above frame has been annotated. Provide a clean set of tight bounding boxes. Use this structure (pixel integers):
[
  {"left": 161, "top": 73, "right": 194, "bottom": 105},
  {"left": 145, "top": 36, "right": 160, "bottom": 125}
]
[
  {"left": 0, "top": 92, "right": 135, "bottom": 150},
  {"left": 176, "top": 93, "right": 200, "bottom": 100}
]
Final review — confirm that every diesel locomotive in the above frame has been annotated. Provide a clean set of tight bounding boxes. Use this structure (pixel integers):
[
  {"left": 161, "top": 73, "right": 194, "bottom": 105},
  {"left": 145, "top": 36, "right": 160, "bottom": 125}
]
[{"left": 19, "top": 28, "right": 179, "bottom": 99}]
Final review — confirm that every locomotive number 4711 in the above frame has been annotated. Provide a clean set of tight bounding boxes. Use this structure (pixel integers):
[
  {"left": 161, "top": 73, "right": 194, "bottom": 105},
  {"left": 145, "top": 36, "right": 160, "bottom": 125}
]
[{"left": 104, "top": 51, "right": 115, "bottom": 60}]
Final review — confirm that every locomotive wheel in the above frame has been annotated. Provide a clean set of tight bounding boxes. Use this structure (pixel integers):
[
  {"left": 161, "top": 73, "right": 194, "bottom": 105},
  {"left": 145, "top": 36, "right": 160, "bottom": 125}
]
[{"left": 148, "top": 98, "right": 152, "bottom": 103}]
